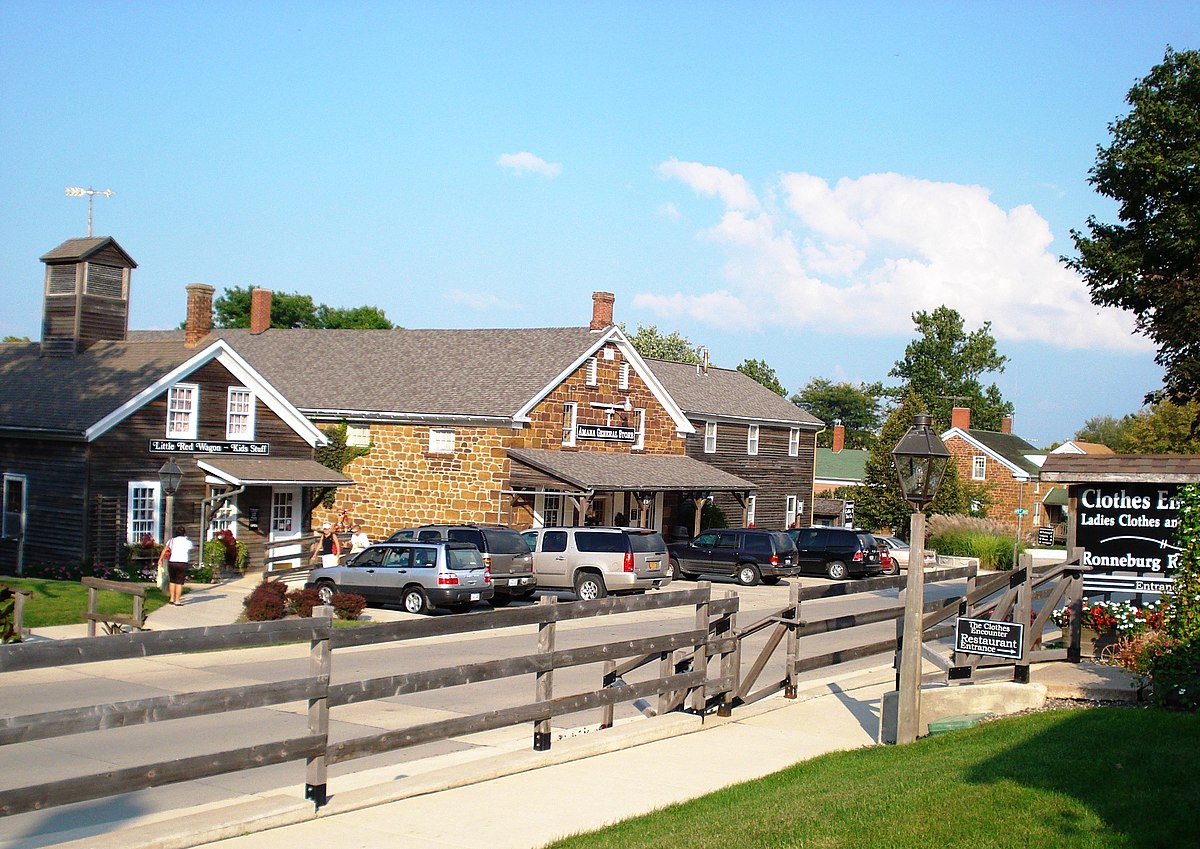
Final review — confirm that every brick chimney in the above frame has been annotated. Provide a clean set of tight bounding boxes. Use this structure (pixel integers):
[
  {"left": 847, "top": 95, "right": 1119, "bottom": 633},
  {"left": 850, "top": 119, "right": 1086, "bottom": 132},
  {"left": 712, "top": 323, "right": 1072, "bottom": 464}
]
[
  {"left": 1001, "top": 416, "right": 1013, "bottom": 434},
  {"left": 590, "top": 291, "right": 615, "bottom": 331},
  {"left": 184, "top": 284, "right": 215, "bottom": 348},
  {"left": 250, "top": 288, "right": 272, "bottom": 334},
  {"left": 832, "top": 423, "right": 845, "bottom": 453},
  {"left": 951, "top": 407, "right": 971, "bottom": 431}
]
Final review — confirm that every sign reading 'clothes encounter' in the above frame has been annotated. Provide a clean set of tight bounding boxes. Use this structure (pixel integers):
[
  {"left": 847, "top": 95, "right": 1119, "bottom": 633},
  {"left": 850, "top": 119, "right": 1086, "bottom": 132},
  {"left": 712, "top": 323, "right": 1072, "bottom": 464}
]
[{"left": 1075, "top": 484, "right": 1181, "bottom": 592}]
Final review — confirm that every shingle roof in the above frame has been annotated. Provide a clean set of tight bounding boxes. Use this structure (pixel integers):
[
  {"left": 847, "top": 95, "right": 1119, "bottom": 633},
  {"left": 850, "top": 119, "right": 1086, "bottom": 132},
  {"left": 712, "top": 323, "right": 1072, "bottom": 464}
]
[
  {"left": 39, "top": 236, "right": 137, "bottom": 267},
  {"left": 198, "top": 457, "right": 353, "bottom": 486},
  {"left": 0, "top": 339, "right": 195, "bottom": 435},
  {"left": 644, "top": 359, "right": 823, "bottom": 427},
  {"left": 508, "top": 447, "right": 757, "bottom": 492},
  {"left": 190, "top": 326, "right": 601, "bottom": 418},
  {"left": 1040, "top": 454, "right": 1200, "bottom": 483},
  {"left": 960, "top": 429, "right": 1042, "bottom": 477},
  {"left": 815, "top": 447, "right": 868, "bottom": 483}
]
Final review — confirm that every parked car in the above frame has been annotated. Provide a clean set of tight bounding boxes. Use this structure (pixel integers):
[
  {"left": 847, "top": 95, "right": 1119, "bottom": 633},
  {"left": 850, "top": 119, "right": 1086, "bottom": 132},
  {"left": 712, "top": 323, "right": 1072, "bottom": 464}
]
[
  {"left": 877, "top": 542, "right": 898, "bottom": 576},
  {"left": 307, "top": 541, "right": 492, "bottom": 614},
  {"left": 668, "top": 528, "right": 799, "bottom": 586},
  {"left": 388, "top": 524, "right": 536, "bottom": 606},
  {"left": 786, "top": 527, "right": 883, "bottom": 580},
  {"left": 875, "top": 535, "right": 937, "bottom": 568},
  {"left": 520, "top": 526, "right": 670, "bottom": 601}
]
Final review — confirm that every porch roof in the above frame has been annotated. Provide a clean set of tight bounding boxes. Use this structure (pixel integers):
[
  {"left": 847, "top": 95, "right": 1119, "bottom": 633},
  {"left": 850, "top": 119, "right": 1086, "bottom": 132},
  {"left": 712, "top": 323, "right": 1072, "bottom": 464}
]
[
  {"left": 198, "top": 457, "right": 354, "bottom": 487},
  {"left": 507, "top": 447, "right": 756, "bottom": 494}
]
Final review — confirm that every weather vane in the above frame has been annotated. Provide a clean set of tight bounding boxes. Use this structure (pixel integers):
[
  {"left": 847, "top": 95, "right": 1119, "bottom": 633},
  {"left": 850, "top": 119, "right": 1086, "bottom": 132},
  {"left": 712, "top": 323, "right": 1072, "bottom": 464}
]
[{"left": 64, "top": 186, "right": 116, "bottom": 237}]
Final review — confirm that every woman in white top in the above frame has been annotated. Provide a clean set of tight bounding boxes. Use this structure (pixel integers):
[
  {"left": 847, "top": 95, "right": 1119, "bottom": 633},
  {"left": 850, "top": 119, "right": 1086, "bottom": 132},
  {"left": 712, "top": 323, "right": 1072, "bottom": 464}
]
[
  {"left": 158, "top": 526, "right": 193, "bottom": 605},
  {"left": 349, "top": 524, "right": 370, "bottom": 554}
]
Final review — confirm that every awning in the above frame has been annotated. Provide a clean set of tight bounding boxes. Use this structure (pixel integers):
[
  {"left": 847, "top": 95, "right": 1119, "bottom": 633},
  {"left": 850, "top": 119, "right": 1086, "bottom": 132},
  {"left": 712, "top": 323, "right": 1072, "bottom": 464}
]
[
  {"left": 197, "top": 457, "right": 354, "bottom": 487},
  {"left": 1042, "top": 486, "right": 1068, "bottom": 507},
  {"left": 507, "top": 447, "right": 755, "bottom": 494}
]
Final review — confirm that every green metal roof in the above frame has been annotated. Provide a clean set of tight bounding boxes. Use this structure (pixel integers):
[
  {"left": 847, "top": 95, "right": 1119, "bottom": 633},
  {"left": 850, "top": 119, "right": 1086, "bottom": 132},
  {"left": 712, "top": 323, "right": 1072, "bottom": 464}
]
[{"left": 815, "top": 447, "right": 868, "bottom": 483}]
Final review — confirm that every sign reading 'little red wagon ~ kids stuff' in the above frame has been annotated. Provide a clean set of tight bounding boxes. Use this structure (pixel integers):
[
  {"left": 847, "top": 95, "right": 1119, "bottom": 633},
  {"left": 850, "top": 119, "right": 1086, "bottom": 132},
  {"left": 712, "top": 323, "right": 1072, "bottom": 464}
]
[{"left": 1075, "top": 484, "right": 1181, "bottom": 596}]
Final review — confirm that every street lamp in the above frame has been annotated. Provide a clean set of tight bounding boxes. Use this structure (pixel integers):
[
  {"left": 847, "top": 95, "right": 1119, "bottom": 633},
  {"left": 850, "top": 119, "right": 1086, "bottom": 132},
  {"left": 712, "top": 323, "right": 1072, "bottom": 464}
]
[
  {"left": 158, "top": 460, "right": 184, "bottom": 541},
  {"left": 891, "top": 414, "right": 951, "bottom": 744}
]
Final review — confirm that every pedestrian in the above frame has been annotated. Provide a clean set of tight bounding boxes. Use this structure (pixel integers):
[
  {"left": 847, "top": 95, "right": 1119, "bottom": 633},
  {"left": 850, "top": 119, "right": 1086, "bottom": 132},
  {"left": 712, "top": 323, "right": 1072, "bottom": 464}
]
[
  {"left": 349, "top": 523, "right": 370, "bottom": 554},
  {"left": 158, "top": 525, "right": 193, "bottom": 606},
  {"left": 314, "top": 522, "right": 341, "bottom": 567}
]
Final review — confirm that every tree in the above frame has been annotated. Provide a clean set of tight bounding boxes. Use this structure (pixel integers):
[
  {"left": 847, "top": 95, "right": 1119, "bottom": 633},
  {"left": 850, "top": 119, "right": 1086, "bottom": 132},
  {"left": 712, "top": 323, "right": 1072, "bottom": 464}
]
[
  {"left": 213, "top": 286, "right": 394, "bottom": 329},
  {"left": 1067, "top": 47, "right": 1200, "bottom": 410},
  {"left": 623, "top": 324, "right": 702, "bottom": 364},
  {"left": 1074, "top": 414, "right": 1135, "bottom": 452},
  {"left": 791, "top": 378, "right": 883, "bottom": 449},
  {"left": 736, "top": 359, "right": 786, "bottom": 396},
  {"left": 848, "top": 390, "right": 969, "bottom": 535},
  {"left": 1123, "top": 401, "right": 1200, "bottom": 454},
  {"left": 1, "top": 336, "right": 30, "bottom": 344},
  {"left": 888, "top": 305, "right": 1014, "bottom": 432}
]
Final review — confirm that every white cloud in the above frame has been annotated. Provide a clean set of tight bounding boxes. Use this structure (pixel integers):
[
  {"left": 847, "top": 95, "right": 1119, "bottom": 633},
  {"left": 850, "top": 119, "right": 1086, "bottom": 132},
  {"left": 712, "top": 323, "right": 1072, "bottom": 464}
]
[
  {"left": 656, "top": 202, "right": 681, "bottom": 222},
  {"left": 446, "top": 289, "right": 506, "bottom": 311},
  {"left": 650, "top": 163, "right": 1148, "bottom": 351},
  {"left": 498, "top": 151, "right": 562, "bottom": 178}
]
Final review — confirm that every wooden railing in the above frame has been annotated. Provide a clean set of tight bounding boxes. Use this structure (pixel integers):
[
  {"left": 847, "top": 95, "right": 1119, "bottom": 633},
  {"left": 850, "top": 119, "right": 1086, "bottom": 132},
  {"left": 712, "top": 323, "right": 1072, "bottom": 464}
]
[
  {"left": 81, "top": 576, "right": 146, "bottom": 636},
  {"left": 0, "top": 583, "right": 733, "bottom": 817}
]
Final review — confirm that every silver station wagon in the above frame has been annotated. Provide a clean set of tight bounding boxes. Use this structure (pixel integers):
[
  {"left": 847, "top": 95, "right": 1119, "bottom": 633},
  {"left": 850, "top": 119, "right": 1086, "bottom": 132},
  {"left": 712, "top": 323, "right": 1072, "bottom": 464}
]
[{"left": 307, "top": 541, "right": 493, "bottom": 614}]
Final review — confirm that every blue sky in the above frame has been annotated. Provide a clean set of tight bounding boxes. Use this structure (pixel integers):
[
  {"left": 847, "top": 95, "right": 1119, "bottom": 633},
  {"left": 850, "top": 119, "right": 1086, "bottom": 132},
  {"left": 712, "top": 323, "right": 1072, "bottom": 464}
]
[{"left": 2, "top": 2, "right": 1197, "bottom": 446}]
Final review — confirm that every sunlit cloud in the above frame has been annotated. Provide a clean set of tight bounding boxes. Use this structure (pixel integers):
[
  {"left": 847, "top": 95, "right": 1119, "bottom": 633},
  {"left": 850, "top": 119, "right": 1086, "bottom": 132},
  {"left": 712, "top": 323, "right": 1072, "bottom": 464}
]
[
  {"left": 498, "top": 151, "right": 562, "bottom": 178},
  {"left": 648, "top": 162, "right": 1149, "bottom": 351},
  {"left": 656, "top": 202, "right": 681, "bottom": 221}
]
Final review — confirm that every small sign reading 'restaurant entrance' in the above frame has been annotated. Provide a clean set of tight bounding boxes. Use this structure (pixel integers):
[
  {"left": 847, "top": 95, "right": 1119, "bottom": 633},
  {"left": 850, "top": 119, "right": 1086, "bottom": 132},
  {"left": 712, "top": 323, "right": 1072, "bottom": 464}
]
[{"left": 954, "top": 617, "right": 1024, "bottom": 660}]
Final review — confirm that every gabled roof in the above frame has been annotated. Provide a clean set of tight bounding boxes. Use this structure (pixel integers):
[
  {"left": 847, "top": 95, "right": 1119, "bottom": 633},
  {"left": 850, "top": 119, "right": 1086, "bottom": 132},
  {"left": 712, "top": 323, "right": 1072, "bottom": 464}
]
[
  {"left": 942, "top": 427, "right": 1043, "bottom": 479},
  {"left": 0, "top": 337, "right": 325, "bottom": 445},
  {"left": 815, "top": 447, "right": 868, "bottom": 483},
  {"left": 1040, "top": 454, "right": 1200, "bottom": 483},
  {"left": 644, "top": 359, "right": 823, "bottom": 428},
  {"left": 1050, "top": 440, "right": 1116, "bottom": 455},
  {"left": 39, "top": 236, "right": 137, "bottom": 267},
  {"left": 508, "top": 447, "right": 756, "bottom": 492}
]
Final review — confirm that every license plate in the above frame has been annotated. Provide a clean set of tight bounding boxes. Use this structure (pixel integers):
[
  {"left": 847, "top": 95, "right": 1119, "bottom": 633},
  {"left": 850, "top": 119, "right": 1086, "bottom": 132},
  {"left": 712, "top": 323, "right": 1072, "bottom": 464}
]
[
  {"left": 784, "top": 558, "right": 792, "bottom": 565},
  {"left": 470, "top": 593, "right": 481, "bottom": 601},
  {"left": 509, "top": 579, "right": 519, "bottom": 586},
  {"left": 648, "top": 561, "right": 660, "bottom": 570}
]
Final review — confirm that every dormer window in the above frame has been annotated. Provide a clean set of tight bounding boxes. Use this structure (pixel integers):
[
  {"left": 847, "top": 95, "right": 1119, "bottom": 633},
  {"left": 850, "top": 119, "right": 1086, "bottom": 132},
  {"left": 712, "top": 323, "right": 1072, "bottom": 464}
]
[
  {"left": 166, "top": 384, "right": 198, "bottom": 439},
  {"left": 226, "top": 387, "right": 255, "bottom": 440}
]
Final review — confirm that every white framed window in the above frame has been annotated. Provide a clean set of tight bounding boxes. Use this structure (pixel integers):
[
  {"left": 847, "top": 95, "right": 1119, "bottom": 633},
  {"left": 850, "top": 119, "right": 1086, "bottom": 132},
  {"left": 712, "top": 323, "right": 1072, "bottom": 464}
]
[
  {"left": 785, "top": 495, "right": 798, "bottom": 528},
  {"left": 633, "top": 408, "right": 646, "bottom": 450},
  {"left": 225, "top": 387, "right": 255, "bottom": 440},
  {"left": 536, "top": 492, "right": 563, "bottom": 528},
  {"left": 747, "top": 424, "right": 760, "bottom": 456},
  {"left": 209, "top": 489, "right": 239, "bottom": 538},
  {"left": 704, "top": 421, "right": 717, "bottom": 454},
  {"left": 346, "top": 424, "right": 371, "bottom": 447},
  {"left": 3, "top": 474, "right": 27, "bottom": 540},
  {"left": 271, "top": 490, "right": 295, "bottom": 533},
  {"left": 789, "top": 428, "right": 800, "bottom": 457},
  {"left": 128, "top": 481, "right": 161, "bottom": 543},
  {"left": 166, "top": 383, "right": 199, "bottom": 439},
  {"left": 972, "top": 455, "right": 987, "bottom": 480},
  {"left": 746, "top": 495, "right": 757, "bottom": 527},
  {"left": 586, "top": 357, "right": 598, "bottom": 386},
  {"left": 562, "top": 402, "right": 578, "bottom": 447},
  {"left": 429, "top": 428, "right": 456, "bottom": 454},
  {"left": 619, "top": 362, "right": 630, "bottom": 390}
]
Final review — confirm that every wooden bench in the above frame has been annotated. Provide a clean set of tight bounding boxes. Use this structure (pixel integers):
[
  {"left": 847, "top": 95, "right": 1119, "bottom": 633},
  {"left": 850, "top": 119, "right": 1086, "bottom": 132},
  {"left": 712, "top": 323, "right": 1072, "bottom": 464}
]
[{"left": 82, "top": 576, "right": 146, "bottom": 636}]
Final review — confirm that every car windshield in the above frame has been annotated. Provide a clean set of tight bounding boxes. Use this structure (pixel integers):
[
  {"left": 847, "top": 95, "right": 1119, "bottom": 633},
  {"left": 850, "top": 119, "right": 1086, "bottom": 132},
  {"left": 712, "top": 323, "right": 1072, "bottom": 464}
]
[
  {"left": 625, "top": 532, "right": 666, "bottom": 553},
  {"left": 482, "top": 528, "right": 533, "bottom": 554},
  {"left": 447, "top": 547, "right": 485, "bottom": 570}
]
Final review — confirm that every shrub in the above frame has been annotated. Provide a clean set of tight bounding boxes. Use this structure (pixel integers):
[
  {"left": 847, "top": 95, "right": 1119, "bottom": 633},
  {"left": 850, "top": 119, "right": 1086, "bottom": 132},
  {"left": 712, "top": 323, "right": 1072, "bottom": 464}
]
[
  {"left": 23, "top": 560, "right": 153, "bottom": 583},
  {"left": 332, "top": 593, "right": 366, "bottom": 620},
  {"left": 286, "top": 587, "right": 323, "bottom": 618},
  {"left": 1151, "top": 482, "right": 1200, "bottom": 711},
  {"left": 243, "top": 579, "right": 288, "bottom": 621},
  {"left": 188, "top": 562, "right": 214, "bottom": 584},
  {"left": 1, "top": 585, "right": 20, "bottom": 643},
  {"left": 928, "top": 528, "right": 1022, "bottom": 571}
]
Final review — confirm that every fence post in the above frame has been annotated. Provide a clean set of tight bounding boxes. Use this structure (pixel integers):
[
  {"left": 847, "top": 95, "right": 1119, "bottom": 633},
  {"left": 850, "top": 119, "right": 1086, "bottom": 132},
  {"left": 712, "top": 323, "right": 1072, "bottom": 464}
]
[
  {"left": 600, "top": 660, "right": 616, "bottom": 729},
  {"left": 784, "top": 582, "right": 800, "bottom": 698},
  {"left": 718, "top": 591, "right": 739, "bottom": 717},
  {"left": 949, "top": 564, "right": 979, "bottom": 685},
  {"left": 305, "top": 604, "right": 333, "bottom": 808},
  {"left": 86, "top": 584, "right": 98, "bottom": 638},
  {"left": 689, "top": 581, "right": 711, "bottom": 713},
  {"left": 1015, "top": 552, "right": 1033, "bottom": 683},
  {"left": 1066, "top": 546, "right": 1084, "bottom": 663},
  {"left": 534, "top": 595, "right": 556, "bottom": 751}
]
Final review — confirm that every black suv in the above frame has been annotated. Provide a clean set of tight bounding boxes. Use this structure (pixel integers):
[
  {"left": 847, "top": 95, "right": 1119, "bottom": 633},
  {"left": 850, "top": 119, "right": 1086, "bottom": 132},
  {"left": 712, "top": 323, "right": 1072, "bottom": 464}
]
[
  {"left": 668, "top": 528, "right": 799, "bottom": 586},
  {"left": 786, "top": 527, "right": 882, "bottom": 580},
  {"left": 388, "top": 524, "right": 536, "bottom": 605}
]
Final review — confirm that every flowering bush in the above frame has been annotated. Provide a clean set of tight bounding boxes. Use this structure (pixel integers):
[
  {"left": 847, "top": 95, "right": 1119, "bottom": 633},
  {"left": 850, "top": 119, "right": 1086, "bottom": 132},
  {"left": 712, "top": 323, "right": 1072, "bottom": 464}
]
[
  {"left": 23, "top": 560, "right": 154, "bottom": 583},
  {"left": 1051, "top": 598, "right": 1166, "bottom": 634}
]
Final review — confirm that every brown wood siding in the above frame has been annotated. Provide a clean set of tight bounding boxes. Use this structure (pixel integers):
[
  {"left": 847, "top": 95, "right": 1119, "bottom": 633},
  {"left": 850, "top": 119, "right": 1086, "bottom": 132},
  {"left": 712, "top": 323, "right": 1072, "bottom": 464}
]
[
  {"left": 77, "top": 292, "right": 127, "bottom": 349},
  {"left": 0, "top": 437, "right": 89, "bottom": 570}
]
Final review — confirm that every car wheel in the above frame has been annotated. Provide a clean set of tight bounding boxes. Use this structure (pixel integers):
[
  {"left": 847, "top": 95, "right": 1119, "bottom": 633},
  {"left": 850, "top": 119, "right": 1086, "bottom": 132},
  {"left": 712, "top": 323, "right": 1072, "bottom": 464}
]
[
  {"left": 881, "top": 560, "right": 900, "bottom": 576},
  {"left": 761, "top": 576, "right": 782, "bottom": 585},
  {"left": 448, "top": 602, "right": 474, "bottom": 614},
  {"left": 401, "top": 586, "right": 429, "bottom": 614},
  {"left": 669, "top": 558, "right": 688, "bottom": 580},
  {"left": 489, "top": 595, "right": 512, "bottom": 607},
  {"left": 573, "top": 571, "right": 607, "bottom": 601},
  {"left": 736, "top": 564, "right": 761, "bottom": 586},
  {"left": 315, "top": 580, "right": 337, "bottom": 605},
  {"left": 826, "top": 560, "right": 849, "bottom": 580}
]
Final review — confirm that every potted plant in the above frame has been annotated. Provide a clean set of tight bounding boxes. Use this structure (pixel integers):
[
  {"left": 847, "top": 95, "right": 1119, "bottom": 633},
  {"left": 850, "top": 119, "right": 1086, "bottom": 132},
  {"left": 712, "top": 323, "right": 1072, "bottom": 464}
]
[{"left": 1052, "top": 599, "right": 1166, "bottom": 657}]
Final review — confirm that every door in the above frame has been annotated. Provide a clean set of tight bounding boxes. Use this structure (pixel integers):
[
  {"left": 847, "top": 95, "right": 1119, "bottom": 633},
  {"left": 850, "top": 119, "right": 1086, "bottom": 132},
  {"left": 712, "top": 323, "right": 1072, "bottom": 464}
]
[
  {"left": 676, "top": 530, "right": 718, "bottom": 573},
  {"left": 535, "top": 529, "right": 570, "bottom": 588},
  {"left": 708, "top": 531, "right": 743, "bottom": 577},
  {"left": 2, "top": 474, "right": 26, "bottom": 576},
  {"left": 269, "top": 487, "right": 302, "bottom": 570},
  {"left": 793, "top": 527, "right": 828, "bottom": 575}
]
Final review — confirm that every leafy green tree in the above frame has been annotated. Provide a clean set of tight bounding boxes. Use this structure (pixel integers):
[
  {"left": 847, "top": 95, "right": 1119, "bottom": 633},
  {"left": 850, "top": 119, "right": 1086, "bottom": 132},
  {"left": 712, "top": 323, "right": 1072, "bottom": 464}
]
[
  {"left": 1, "top": 336, "right": 30, "bottom": 344},
  {"left": 792, "top": 378, "right": 883, "bottom": 449},
  {"left": 214, "top": 286, "right": 394, "bottom": 329},
  {"left": 312, "top": 422, "right": 372, "bottom": 509},
  {"left": 1074, "top": 414, "right": 1135, "bottom": 452},
  {"left": 736, "top": 358, "right": 786, "bottom": 396},
  {"left": 1123, "top": 401, "right": 1200, "bottom": 454},
  {"left": 888, "top": 305, "right": 1014, "bottom": 432},
  {"left": 623, "top": 324, "right": 702, "bottom": 364},
  {"left": 1067, "top": 47, "right": 1200, "bottom": 409},
  {"left": 848, "top": 390, "right": 969, "bottom": 534}
]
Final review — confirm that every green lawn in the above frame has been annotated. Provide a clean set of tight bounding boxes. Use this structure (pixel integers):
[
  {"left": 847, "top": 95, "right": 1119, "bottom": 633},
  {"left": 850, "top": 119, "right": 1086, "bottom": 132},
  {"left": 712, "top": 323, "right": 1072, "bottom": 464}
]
[
  {"left": 547, "top": 707, "right": 1198, "bottom": 849},
  {"left": 2, "top": 576, "right": 174, "bottom": 629}
]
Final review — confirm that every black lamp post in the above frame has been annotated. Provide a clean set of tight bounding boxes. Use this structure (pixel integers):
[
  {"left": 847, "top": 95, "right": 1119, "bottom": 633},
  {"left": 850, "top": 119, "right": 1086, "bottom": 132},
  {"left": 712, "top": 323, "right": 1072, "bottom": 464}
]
[
  {"left": 891, "top": 414, "right": 951, "bottom": 744},
  {"left": 158, "top": 460, "right": 184, "bottom": 541}
]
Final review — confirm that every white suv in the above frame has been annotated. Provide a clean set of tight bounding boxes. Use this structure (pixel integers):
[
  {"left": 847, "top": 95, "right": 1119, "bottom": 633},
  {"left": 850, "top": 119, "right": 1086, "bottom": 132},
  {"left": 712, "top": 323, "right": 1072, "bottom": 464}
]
[{"left": 520, "top": 527, "right": 671, "bottom": 601}]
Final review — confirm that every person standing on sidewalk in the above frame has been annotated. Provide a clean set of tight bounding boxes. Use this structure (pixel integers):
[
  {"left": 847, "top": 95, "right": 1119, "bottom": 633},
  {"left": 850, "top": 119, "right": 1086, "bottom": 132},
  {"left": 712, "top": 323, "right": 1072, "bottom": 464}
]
[
  {"left": 158, "top": 526, "right": 193, "bottom": 606},
  {"left": 314, "top": 522, "right": 341, "bottom": 567},
  {"left": 349, "top": 523, "right": 370, "bottom": 555}
]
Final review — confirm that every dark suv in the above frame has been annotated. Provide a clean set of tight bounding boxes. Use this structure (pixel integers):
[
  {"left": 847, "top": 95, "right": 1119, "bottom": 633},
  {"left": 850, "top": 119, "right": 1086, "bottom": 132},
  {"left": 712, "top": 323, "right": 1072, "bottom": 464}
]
[
  {"left": 786, "top": 526, "right": 882, "bottom": 580},
  {"left": 668, "top": 528, "right": 799, "bottom": 586},
  {"left": 388, "top": 524, "right": 536, "bottom": 605}
]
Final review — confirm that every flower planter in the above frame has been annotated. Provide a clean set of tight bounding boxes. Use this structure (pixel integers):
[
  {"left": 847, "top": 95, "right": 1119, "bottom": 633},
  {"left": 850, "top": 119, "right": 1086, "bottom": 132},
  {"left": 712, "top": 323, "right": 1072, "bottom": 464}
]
[{"left": 1063, "top": 626, "right": 1118, "bottom": 658}]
